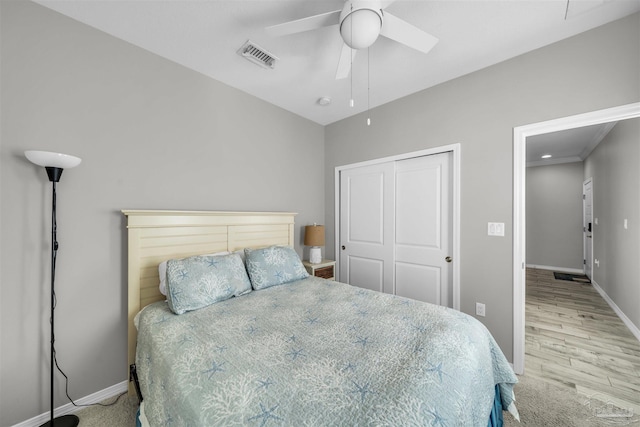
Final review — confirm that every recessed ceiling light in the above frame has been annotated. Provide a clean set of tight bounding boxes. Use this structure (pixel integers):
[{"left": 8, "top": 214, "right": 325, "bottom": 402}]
[
  {"left": 541, "top": 154, "right": 552, "bottom": 159},
  {"left": 317, "top": 97, "right": 331, "bottom": 106}
]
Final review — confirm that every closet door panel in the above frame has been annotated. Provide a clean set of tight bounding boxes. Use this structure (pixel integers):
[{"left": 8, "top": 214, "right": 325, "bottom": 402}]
[
  {"left": 347, "top": 256, "right": 384, "bottom": 293},
  {"left": 395, "top": 262, "right": 440, "bottom": 305},
  {"left": 394, "top": 153, "right": 452, "bottom": 307},
  {"left": 339, "top": 162, "right": 395, "bottom": 294}
]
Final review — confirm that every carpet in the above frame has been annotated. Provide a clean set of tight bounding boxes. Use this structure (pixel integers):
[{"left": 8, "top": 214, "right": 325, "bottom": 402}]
[
  {"left": 554, "top": 272, "right": 591, "bottom": 283},
  {"left": 74, "top": 375, "right": 630, "bottom": 426},
  {"left": 74, "top": 393, "right": 138, "bottom": 427},
  {"left": 505, "top": 375, "right": 639, "bottom": 426}
]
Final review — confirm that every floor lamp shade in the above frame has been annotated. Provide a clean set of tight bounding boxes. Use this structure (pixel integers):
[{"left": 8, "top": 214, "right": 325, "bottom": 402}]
[
  {"left": 304, "top": 225, "right": 325, "bottom": 264},
  {"left": 25, "top": 150, "right": 82, "bottom": 182},
  {"left": 24, "top": 150, "right": 82, "bottom": 169},
  {"left": 25, "top": 150, "right": 81, "bottom": 427}
]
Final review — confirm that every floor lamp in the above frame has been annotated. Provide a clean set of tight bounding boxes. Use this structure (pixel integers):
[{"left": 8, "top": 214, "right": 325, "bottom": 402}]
[{"left": 25, "top": 150, "right": 81, "bottom": 427}]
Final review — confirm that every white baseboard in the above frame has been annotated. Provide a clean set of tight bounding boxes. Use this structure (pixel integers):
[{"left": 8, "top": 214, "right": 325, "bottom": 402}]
[
  {"left": 526, "top": 264, "right": 584, "bottom": 274},
  {"left": 11, "top": 380, "right": 129, "bottom": 427},
  {"left": 590, "top": 279, "right": 640, "bottom": 343}
]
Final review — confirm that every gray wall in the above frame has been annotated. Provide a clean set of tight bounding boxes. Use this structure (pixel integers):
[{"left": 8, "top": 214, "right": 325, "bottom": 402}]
[
  {"left": 2, "top": 1, "right": 639, "bottom": 424},
  {"left": 325, "top": 13, "right": 640, "bottom": 361},
  {"left": 584, "top": 118, "right": 640, "bottom": 331},
  {"left": 526, "top": 162, "right": 585, "bottom": 270},
  {"left": 0, "top": 1, "right": 324, "bottom": 425}
]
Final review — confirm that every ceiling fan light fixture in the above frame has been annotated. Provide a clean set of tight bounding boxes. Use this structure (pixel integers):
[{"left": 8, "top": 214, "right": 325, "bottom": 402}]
[{"left": 340, "top": 7, "right": 382, "bottom": 49}]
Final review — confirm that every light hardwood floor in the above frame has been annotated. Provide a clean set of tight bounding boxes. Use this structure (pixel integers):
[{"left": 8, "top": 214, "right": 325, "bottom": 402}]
[{"left": 525, "top": 268, "right": 640, "bottom": 414}]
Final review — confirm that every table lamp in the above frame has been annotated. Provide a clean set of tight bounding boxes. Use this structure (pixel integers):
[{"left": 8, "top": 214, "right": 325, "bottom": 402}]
[{"left": 304, "top": 224, "right": 325, "bottom": 264}]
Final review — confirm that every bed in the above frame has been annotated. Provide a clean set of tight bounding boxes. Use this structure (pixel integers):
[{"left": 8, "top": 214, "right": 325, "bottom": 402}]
[{"left": 123, "top": 210, "right": 518, "bottom": 426}]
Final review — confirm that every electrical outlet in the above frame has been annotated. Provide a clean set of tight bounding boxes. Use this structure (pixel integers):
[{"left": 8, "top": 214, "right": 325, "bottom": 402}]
[{"left": 476, "top": 302, "right": 486, "bottom": 317}]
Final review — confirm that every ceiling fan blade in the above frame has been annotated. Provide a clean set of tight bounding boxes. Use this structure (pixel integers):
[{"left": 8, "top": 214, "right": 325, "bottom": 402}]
[
  {"left": 266, "top": 10, "right": 341, "bottom": 37},
  {"left": 336, "top": 43, "right": 356, "bottom": 80},
  {"left": 380, "top": 12, "right": 438, "bottom": 54}
]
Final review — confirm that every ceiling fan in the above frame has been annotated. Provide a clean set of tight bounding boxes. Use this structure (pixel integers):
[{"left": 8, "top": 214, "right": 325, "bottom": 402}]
[{"left": 266, "top": 0, "right": 439, "bottom": 80}]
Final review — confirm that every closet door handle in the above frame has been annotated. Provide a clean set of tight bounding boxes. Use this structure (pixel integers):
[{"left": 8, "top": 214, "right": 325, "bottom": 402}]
[
  {"left": 342, "top": 245, "right": 346, "bottom": 250},
  {"left": 445, "top": 256, "right": 452, "bottom": 263}
]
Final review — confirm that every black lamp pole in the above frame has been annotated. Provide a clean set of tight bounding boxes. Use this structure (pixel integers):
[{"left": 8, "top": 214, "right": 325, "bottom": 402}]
[
  {"left": 25, "top": 150, "right": 81, "bottom": 427},
  {"left": 40, "top": 166, "right": 79, "bottom": 427}
]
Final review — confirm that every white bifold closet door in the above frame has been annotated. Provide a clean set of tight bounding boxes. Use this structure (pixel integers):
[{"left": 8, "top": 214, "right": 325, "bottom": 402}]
[{"left": 339, "top": 152, "right": 453, "bottom": 307}]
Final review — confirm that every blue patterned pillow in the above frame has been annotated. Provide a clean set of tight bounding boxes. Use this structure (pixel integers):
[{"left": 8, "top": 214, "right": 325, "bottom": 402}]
[
  {"left": 166, "top": 253, "right": 252, "bottom": 315},
  {"left": 244, "top": 245, "right": 309, "bottom": 290}
]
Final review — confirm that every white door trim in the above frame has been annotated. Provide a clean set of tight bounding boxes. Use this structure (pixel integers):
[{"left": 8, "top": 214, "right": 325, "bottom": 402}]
[
  {"left": 512, "top": 102, "right": 640, "bottom": 375},
  {"left": 583, "top": 178, "right": 593, "bottom": 278},
  {"left": 335, "top": 144, "right": 461, "bottom": 310}
]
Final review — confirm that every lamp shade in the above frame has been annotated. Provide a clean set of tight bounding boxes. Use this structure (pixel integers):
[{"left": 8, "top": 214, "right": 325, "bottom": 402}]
[
  {"left": 304, "top": 225, "right": 325, "bottom": 247},
  {"left": 25, "top": 150, "right": 82, "bottom": 169}
]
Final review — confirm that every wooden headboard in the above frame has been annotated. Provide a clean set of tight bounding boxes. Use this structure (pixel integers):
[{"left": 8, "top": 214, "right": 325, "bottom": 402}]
[{"left": 122, "top": 210, "right": 297, "bottom": 394}]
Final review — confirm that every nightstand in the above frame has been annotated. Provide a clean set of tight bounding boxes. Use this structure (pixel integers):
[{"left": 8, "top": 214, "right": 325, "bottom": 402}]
[{"left": 302, "top": 259, "right": 336, "bottom": 280}]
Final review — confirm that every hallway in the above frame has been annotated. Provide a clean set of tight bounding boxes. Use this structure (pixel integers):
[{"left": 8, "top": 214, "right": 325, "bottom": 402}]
[{"left": 525, "top": 268, "right": 640, "bottom": 414}]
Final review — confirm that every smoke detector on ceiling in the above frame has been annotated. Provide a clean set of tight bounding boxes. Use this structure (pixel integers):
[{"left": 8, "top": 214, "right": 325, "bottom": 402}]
[{"left": 237, "top": 40, "right": 278, "bottom": 69}]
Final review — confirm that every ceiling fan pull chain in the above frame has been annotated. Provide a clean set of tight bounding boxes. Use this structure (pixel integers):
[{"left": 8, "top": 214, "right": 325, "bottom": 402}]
[
  {"left": 350, "top": 2, "right": 354, "bottom": 108},
  {"left": 367, "top": 46, "right": 371, "bottom": 126}
]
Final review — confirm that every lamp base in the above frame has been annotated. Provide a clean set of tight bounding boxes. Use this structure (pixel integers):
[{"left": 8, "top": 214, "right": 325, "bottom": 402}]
[
  {"left": 309, "top": 247, "right": 322, "bottom": 264},
  {"left": 39, "top": 414, "right": 79, "bottom": 427}
]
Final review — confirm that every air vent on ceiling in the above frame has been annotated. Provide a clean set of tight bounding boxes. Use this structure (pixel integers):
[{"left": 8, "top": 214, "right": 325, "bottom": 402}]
[{"left": 237, "top": 40, "right": 278, "bottom": 69}]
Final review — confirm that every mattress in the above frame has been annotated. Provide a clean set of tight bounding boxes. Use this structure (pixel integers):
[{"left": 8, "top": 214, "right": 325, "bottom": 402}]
[{"left": 136, "top": 276, "right": 518, "bottom": 426}]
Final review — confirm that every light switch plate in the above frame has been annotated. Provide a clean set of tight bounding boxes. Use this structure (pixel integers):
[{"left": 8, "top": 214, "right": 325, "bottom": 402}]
[{"left": 488, "top": 222, "right": 505, "bottom": 237}]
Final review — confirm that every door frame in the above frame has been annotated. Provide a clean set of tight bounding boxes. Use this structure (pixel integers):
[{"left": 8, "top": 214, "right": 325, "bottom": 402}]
[
  {"left": 335, "top": 143, "right": 461, "bottom": 310},
  {"left": 583, "top": 178, "right": 593, "bottom": 278},
  {"left": 512, "top": 102, "right": 640, "bottom": 375}
]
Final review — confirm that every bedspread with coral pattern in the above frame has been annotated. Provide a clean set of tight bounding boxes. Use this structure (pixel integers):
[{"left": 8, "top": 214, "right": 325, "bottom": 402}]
[{"left": 136, "top": 277, "right": 517, "bottom": 426}]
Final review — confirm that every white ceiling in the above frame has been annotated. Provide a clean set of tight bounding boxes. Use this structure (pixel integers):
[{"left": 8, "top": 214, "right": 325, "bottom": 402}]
[
  {"left": 35, "top": 0, "right": 640, "bottom": 127},
  {"left": 526, "top": 122, "right": 617, "bottom": 167}
]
